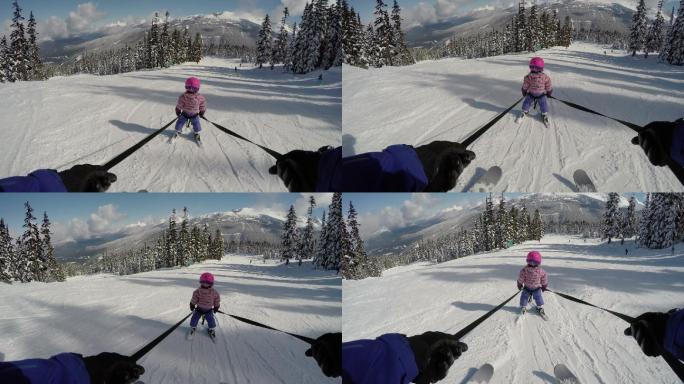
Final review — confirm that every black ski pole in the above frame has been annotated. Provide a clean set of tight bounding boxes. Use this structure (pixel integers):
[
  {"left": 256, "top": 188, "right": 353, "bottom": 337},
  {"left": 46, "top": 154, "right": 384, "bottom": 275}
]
[
  {"left": 201, "top": 117, "right": 283, "bottom": 160},
  {"left": 217, "top": 310, "right": 315, "bottom": 344},
  {"left": 461, "top": 97, "right": 523, "bottom": 148},
  {"left": 102, "top": 117, "right": 178, "bottom": 171},
  {"left": 130, "top": 311, "right": 193, "bottom": 362},
  {"left": 453, "top": 290, "right": 520, "bottom": 340}
]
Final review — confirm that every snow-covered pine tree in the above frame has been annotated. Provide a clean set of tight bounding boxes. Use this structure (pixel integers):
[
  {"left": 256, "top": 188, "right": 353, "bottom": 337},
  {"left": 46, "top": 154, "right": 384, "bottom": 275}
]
[
  {"left": 531, "top": 209, "right": 543, "bottom": 241},
  {"left": 391, "top": 0, "right": 413, "bottom": 65},
  {"left": 148, "top": 13, "right": 160, "bottom": 68},
  {"left": 299, "top": 196, "right": 317, "bottom": 262},
  {"left": 200, "top": 224, "right": 210, "bottom": 261},
  {"left": 663, "top": 0, "right": 684, "bottom": 65},
  {"left": 561, "top": 16, "right": 573, "bottom": 47},
  {"left": 159, "top": 12, "right": 170, "bottom": 67},
  {"left": 483, "top": 193, "right": 496, "bottom": 251},
  {"left": 313, "top": 211, "right": 327, "bottom": 268},
  {"left": 26, "top": 11, "right": 43, "bottom": 80},
  {"left": 0, "top": 36, "right": 7, "bottom": 83},
  {"left": 364, "top": 23, "right": 379, "bottom": 67},
  {"left": 645, "top": 0, "right": 666, "bottom": 58},
  {"left": 192, "top": 33, "right": 203, "bottom": 63},
  {"left": 373, "top": 0, "right": 396, "bottom": 66},
  {"left": 326, "top": 0, "right": 344, "bottom": 68},
  {"left": 324, "top": 192, "right": 343, "bottom": 271},
  {"left": 212, "top": 229, "right": 224, "bottom": 260},
  {"left": 274, "top": 8, "right": 290, "bottom": 65},
  {"left": 495, "top": 194, "right": 508, "bottom": 248},
  {"left": 344, "top": 201, "right": 372, "bottom": 279},
  {"left": 629, "top": 0, "right": 648, "bottom": 56},
  {"left": 41, "top": 212, "right": 64, "bottom": 282},
  {"left": 166, "top": 209, "right": 179, "bottom": 267},
  {"left": 637, "top": 193, "right": 652, "bottom": 247},
  {"left": 9, "top": 0, "right": 29, "bottom": 82},
  {"left": 281, "top": 205, "right": 299, "bottom": 264},
  {"left": 0, "top": 219, "right": 13, "bottom": 283},
  {"left": 516, "top": 2, "right": 526, "bottom": 52},
  {"left": 624, "top": 196, "right": 638, "bottom": 238},
  {"left": 17, "top": 201, "right": 42, "bottom": 282},
  {"left": 603, "top": 192, "right": 621, "bottom": 243},
  {"left": 527, "top": 0, "right": 539, "bottom": 51},
  {"left": 178, "top": 207, "right": 190, "bottom": 267},
  {"left": 256, "top": 14, "right": 273, "bottom": 68}
]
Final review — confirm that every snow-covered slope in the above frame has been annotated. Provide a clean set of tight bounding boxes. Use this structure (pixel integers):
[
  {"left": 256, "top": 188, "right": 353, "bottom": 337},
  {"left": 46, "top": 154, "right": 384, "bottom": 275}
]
[
  {"left": 343, "top": 43, "right": 684, "bottom": 192},
  {"left": 0, "top": 58, "right": 341, "bottom": 192},
  {"left": 0, "top": 255, "right": 341, "bottom": 383},
  {"left": 344, "top": 235, "right": 683, "bottom": 383}
]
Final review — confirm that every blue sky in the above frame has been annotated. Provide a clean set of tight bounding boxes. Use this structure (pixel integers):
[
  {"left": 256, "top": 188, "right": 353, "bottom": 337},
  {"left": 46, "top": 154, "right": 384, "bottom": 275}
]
[
  {"left": 349, "top": 0, "right": 679, "bottom": 28},
  {"left": 0, "top": 193, "right": 331, "bottom": 242},
  {"left": 0, "top": 1, "right": 305, "bottom": 41}
]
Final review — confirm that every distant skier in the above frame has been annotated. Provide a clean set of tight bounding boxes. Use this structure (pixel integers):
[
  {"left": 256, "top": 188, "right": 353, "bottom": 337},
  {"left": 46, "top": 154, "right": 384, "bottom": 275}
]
[
  {"left": 517, "top": 57, "right": 553, "bottom": 126},
  {"left": 517, "top": 251, "right": 548, "bottom": 318},
  {"left": 175, "top": 77, "right": 207, "bottom": 141},
  {"left": 189, "top": 272, "right": 221, "bottom": 339}
]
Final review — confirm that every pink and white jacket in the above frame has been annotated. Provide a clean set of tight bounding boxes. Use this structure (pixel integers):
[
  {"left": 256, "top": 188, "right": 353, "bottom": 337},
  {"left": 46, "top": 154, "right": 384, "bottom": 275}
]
[
  {"left": 176, "top": 92, "right": 206, "bottom": 116},
  {"left": 522, "top": 72, "right": 552, "bottom": 96},
  {"left": 191, "top": 287, "right": 220, "bottom": 311},
  {"left": 517, "top": 265, "right": 548, "bottom": 290}
]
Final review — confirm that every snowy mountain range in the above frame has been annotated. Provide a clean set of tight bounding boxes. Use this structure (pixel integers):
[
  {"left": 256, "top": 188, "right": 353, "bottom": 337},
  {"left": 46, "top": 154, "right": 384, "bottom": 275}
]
[
  {"left": 364, "top": 193, "right": 641, "bottom": 255},
  {"left": 54, "top": 209, "right": 304, "bottom": 262},
  {"left": 405, "top": 0, "right": 636, "bottom": 48},
  {"left": 40, "top": 12, "right": 262, "bottom": 63}
]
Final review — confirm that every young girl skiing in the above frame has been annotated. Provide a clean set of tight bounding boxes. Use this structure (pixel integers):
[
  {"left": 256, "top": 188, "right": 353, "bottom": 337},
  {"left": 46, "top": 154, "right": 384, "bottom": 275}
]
[
  {"left": 189, "top": 272, "right": 221, "bottom": 338},
  {"left": 517, "top": 251, "right": 548, "bottom": 318},
  {"left": 517, "top": 57, "right": 553, "bottom": 126},
  {"left": 175, "top": 77, "right": 207, "bottom": 141}
]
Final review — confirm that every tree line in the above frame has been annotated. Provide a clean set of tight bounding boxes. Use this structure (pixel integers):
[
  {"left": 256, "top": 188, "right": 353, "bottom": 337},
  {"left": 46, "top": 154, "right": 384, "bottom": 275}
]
[
  {"left": 629, "top": 0, "right": 684, "bottom": 65},
  {"left": 342, "top": 0, "right": 414, "bottom": 68},
  {"left": 255, "top": 0, "right": 343, "bottom": 73},
  {"left": 281, "top": 193, "right": 342, "bottom": 271},
  {"left": 0, "top": 202, "right": 65, "bottom": 283},
  {"left": 0, "top": 1, "right": 44, "bottom": 82}
]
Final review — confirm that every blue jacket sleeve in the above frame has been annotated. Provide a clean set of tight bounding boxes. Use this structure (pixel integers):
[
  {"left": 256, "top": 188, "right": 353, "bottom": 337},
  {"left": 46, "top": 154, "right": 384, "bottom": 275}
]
[
  {"left": 671, "top": 120, "right": 684, "bottom": 168},
  {"left": 316, "top": 147, "right": 342, "bottom": 192},
  {"left": 0, "top": 353, "right": 91, "bottom": 384},
  {"left": 342, "top": 333, "right": 419, "bottom": 384},
  {"left": 0, "top": 170, "right": 67, "bottom": 192},
  {"left": 664, "top": 308, "right": 684, "bottom": 360},
  {"left": 340, "top": 145, "right": 428, "bottom": 192}
]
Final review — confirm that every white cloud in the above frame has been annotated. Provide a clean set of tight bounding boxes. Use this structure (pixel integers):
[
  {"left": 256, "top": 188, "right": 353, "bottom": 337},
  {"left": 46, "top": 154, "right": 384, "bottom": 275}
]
[
  {"left": 35, "top": 2, "right": 107, "bottom": 41},
  {"left": 404, "top": 2, "right": 439, "bottom": 28},
  {"left": 53, "top": 204, "right": 127, "bottom": 244},
  {"left": 358, "top": 194, "right": 441, "bottom": 237}
]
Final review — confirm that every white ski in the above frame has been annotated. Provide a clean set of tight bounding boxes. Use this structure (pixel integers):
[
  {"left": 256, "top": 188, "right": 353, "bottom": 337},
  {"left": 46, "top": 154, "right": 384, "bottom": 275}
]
[
  {"left": 468, "top": 363, "right": 494, "bottom": 383},
  {"left": 554, "top": 364, "right": 580, "bottom": 383}
]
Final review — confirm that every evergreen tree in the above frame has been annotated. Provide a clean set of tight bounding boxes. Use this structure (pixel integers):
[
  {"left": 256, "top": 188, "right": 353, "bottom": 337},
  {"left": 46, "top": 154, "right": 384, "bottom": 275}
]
[
  {"left": 281, "top": 205, "right": 299, "bottom": 263},
  {"left": 629, "top": 0, "right": 648, "bottom": 56},
  {"left": 603, "top": 192, "right": 622, "bottom": 242},
  {"left": 663, "top": 0, "right": 684, "bottom": 65},
  {"left": 527, "top": 0, "right": 539, "bottom": 51},
  {"left": 645, "top": 0, "right": 666, "bottom": 58},
  {"left": 313, "top": 211, "right": 328, "bottom": 268},
  {"left": 299, "top": 196, "right": 317, "bottom": 262},
  {"left": 516, "top": 2, "right": 527, "bottom": 51},
  {"left": 373, "top": 0, "right": 396, "bottom": 66},
  {"left": 561, "top": 16, "right": 573, "bottom": 47},
  {"left": 192, "top": 33, "right": 203, "bottom": 63},
  {"left": 178, "top": 207, "right": 190, "bottom": 266},
  {"left": 324, "top": 192, "right": 344, "bottom": 271},
  {"left": 495, "top": 194, "right": 508, "bottom": 248},
  {"left": 256, "top": 14, "right": 273, "bottom": 68},
  {"left": 391, "top": 0, "right": 413, "bottom": 65},
  {"left": 159, "top": 12, "right": 170, "bottom": 67},
  {"left": 274, "top": 8, "right": 290, "bottom": 65},
  {"left": 0, "top": 36, "right": 7, "bottom": 83},
  {"left": 624, "top": 196, "right": 638, "bottom": 238},
  {"left": 212, "top": 229, "right": 224, "bottom": 259},
  {"left": 531, "top": 209, "right": 544, "bottom": 240},
  {"left": 9, "top": 0, "right": 29, "bottom": 82},
  {"left": 0, "top": 219, "right": 13, "bottom": 283},
  {"left": 148, "top": 12, "right": 160, "bottom": 67},
  {"left": 166, "top": 209, "right": 179, "bottom": 267},
  {"left": 17, "top": 202, "right": 42, "bottom": 282},
  {"left": 26, "top": 11, "right": 43, "bottom": 80}
]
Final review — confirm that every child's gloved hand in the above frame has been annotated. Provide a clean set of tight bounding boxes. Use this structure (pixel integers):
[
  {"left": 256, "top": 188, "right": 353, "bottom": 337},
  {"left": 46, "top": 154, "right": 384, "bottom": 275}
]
[
  {"left": 413, "top": 141, "right": 476, "bottom": 192},
  {"left": 541, "top": 285, "right": 548, "bottom": 291},
  {"left": 517, "top": 282, "right": 522, "bottom": 290},
  {"left": 189, "top": 303, "right": 195, "bottom": 312},
  {"left": 175, "top": 108, "right": 181, "bottom": 117},
  {"left": 624, "top": 311, "right": 670, "bottom": 357},
  {"left": 213, "top": 306, "right": 220, "bottom": 313},
  {"left": 82, "top": 352, "right": 144, "bottom": 384},
  {"left": 407, "top": 331, "right": 468, "bottom": 384},
  {"left": 305, "top": 332, "right": 341, "bottom": 378},
  {"left": 58, "top": 164, "right": 117, "bottom": 192}
]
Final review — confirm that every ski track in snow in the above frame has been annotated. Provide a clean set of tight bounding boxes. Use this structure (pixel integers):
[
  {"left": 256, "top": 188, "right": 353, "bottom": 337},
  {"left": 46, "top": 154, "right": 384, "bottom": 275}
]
[
  {"left": 343, "top": 235, "right": 683, "bottom": 383},
  {"left": 0, "top": 256, "right": 341, "bottom": 383},
  {"left": 343, "top": 43, "right": 684, "bottom": 192},
  {"left": 0, "top": 59, "right": 341, "bottom": 192}
]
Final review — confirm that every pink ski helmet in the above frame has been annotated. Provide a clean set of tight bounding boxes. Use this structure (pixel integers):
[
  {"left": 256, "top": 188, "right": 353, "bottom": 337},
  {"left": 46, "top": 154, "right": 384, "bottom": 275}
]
[
  {"left": 529, "top": 57, "right": 544, "bottom": 72},
  {"left": 185, "top": 77, "right": 201, "bottom": 92},
  {"left": 526, "top": 251, "right": 542, "bottom": 266},
  {"left": 199, "top": 272, "right": 214, "bottom": 287}
]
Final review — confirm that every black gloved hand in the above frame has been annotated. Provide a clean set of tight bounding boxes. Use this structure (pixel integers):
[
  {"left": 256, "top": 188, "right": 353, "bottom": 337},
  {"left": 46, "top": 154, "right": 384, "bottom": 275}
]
[
  {"left": 190, "top": 303, "right": 195, "bottom": 312},
  {"left": 517, "top": 282, "right": 522, "bottom": 290},
  {"left": 175, "top": 108, "right": 181, "bottom": 117},
  {"left": 624, "top": 311, "right": 670, "bottom": 357},
  {"left": 213, "top": 306, "right": 219, "bottom": 313},
  {"left": 82, "top": 352, "right": 145, "bottom": 384},
  {"left": 305, "top": 332, "right": 341, "bottom": 378},
  {"left": 269, "top": 147, "right": 331, "bottom": 192},
  {"left": 200, "top": 111, "right": 205, "bottom": 118},
  {"left": 521, "top": 89, "right": 527, "bottom": 97},
  {"left": 413, "top": 141, "right": 476, "bottom": 192},
  {"left": 631, "top": 121, "right": 675, "bottom": 166},
  {"left": 407, "top": 331, "right": 468, "bottom": 384},
  {"left": 58, "top": 164, "right": 117, "bottom": 192}
]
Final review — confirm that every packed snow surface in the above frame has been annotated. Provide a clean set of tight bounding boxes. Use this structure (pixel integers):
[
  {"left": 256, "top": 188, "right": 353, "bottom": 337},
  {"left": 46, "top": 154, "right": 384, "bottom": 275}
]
[
  {"left": 0, "top": 58, "right": 341, "bottom": 192},
  {"left": 0, "top": 255, "right": 341, "bottom": 384},
  {"left": 343, "top": 43, "right": 684, "bottom": 192},
  {"left": 344, "top": 235, "right": 683, "bottom": 383}
]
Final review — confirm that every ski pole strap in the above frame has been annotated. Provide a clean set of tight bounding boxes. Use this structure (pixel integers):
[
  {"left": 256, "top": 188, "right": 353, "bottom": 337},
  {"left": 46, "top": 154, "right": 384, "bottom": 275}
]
[
  {"left": 550, "top": 290, "right": 684, "bottom": 381},
  {"left": 130, "top": 311, "right": 193, "bottom": 362},
  {"left": 461, "top": 97, "right": 523, "bottom": 148},
  {"left": 102, "top": 117, "right": 178, "bottom": 171},
  {"left": 549, "top": 96, "right": 684, "bottom": 186},
  {"left": 217, "top": 310, "right": 315, "bottom": 345},
  {"left": 453, "top": 290, "right": 520, "bottom": 340},
  {"left": 202, "top": 117, "right": 283, "bottom": 160}
]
